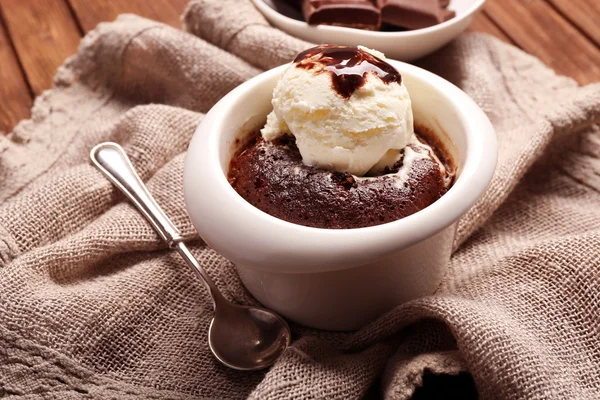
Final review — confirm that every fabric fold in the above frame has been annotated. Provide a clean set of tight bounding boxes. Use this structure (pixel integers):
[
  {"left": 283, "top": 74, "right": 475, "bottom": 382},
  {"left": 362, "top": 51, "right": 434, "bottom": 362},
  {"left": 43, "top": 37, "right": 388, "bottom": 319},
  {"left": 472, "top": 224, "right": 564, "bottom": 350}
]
[{"left": 183, "top": 0, "right": 310, "bottom": 70}]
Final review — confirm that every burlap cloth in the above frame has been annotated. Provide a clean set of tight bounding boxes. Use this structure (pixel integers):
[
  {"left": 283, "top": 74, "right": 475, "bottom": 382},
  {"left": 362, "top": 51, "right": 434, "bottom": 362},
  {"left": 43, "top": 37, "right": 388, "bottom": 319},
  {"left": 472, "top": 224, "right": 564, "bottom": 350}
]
[{"left": 1, "top": 1, "right": 599, "bottom": 398}]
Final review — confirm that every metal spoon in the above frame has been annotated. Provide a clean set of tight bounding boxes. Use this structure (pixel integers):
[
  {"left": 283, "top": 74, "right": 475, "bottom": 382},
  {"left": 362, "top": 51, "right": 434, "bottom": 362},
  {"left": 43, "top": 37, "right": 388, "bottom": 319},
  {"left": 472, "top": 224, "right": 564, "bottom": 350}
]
[{"left": 90, "top": 142, "right": 291, "bottom": 371}]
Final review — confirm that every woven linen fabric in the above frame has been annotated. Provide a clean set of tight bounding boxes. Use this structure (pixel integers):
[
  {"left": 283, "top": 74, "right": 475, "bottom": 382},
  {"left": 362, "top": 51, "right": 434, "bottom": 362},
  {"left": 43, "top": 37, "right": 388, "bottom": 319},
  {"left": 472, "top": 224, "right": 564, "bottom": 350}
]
[{"left": 1, "top": 1, "right": 599, "bottom": 398}]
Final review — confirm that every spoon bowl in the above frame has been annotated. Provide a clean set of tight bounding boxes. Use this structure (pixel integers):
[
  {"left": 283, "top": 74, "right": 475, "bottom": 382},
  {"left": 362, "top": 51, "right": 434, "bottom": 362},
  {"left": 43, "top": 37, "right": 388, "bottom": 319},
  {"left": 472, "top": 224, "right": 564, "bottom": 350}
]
[{"left": 209, "top": 303, "right": 291, "bottom": 370}]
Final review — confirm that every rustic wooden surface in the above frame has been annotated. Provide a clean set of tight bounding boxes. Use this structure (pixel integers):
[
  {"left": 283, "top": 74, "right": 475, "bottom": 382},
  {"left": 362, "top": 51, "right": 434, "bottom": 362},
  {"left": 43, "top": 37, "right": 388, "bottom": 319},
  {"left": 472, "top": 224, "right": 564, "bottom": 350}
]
[
  {"left": 0, "top": 14, "right": 32, "bottom": 133},
  {"left": 69, "top": 0, "right": 188, "bottom": 33},
  {"left": 1, "top": 0, "right": 599, "bottom": 134},
  {"left": 485, "top": 0, "right": 600, "bottom": 85},
  {"left": 1, "top": 0, "right": 81, "bottom": 99}
]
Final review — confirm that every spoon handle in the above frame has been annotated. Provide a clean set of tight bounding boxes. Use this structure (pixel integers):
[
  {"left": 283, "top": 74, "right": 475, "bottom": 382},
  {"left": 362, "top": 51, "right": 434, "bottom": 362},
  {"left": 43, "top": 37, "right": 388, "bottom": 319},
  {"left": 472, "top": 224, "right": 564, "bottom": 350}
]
[
  {"left": 90, "top": 142, "right": 182, "bottom": 247},
  {"left": 90, "top": 142, "right": 221, "bottom": 303}
]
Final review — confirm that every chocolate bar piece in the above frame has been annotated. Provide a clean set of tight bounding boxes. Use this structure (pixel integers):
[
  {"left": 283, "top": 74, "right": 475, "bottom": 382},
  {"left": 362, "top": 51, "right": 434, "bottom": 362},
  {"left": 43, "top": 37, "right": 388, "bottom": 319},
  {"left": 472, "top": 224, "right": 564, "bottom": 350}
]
[
  {"left": 281, "top": 0, "right": 303, "bottom": 11},
  {"left": 378, "top": 0, "right": 455, "bottom": 30},
  {"left": 302, "top": 0, "right": 381, "bottom": 30},
  {"left": 441, "top": 7, "right": 455, "bottom": 20}
]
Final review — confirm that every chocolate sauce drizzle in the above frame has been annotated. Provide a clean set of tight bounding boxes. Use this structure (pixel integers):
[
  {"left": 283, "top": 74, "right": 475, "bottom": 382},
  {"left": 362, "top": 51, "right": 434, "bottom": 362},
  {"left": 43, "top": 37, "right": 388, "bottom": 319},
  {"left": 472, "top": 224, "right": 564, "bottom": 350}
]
[{"left": 293, "top": 45, "right": 402, "bottom": 98}]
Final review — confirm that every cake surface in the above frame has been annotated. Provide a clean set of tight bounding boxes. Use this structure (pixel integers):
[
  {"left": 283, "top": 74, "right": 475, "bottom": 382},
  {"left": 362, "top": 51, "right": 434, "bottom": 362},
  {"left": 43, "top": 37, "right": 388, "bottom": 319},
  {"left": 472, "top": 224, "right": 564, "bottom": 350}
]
[{"left": 228, "top": 128, "right": 454, "bottom": 229}]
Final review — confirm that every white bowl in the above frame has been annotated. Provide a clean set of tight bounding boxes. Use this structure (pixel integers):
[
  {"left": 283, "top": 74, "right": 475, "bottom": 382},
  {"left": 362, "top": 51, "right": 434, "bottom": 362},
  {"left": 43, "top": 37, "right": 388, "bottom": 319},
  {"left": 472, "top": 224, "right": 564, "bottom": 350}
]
[
  {"left": 251, "top": 0, "right": 486, "bottom": 61},
  {"left": 184, "top": 61, "right": 496, "bottom": 331}
]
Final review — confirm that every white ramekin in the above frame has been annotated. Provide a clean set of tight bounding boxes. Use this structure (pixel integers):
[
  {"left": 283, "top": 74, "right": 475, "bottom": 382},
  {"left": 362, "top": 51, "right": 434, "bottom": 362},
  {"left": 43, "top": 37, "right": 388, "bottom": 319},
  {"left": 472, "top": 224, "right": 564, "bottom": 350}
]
[
  {"left": 250, "top": 0, "right": 487, "bottom": 61},
  {"left": 183, "top": 61, "right": 497, "bottom": 331}
]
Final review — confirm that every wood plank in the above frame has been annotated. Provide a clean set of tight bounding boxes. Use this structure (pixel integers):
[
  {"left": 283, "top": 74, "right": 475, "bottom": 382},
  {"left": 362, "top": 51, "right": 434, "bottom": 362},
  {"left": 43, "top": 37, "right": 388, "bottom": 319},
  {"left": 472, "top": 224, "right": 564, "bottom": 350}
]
[
  {"left": 0, "top": 13, "right": 32, "bottom": 135},
  {"left": 548, "top": 0, "right": 600, "bottom": 47},
  {"left": 484, "top": 0, "right": 600, "bottom": 85},
  {"left": 466, "top": 11, "right": 513, "bottom": 44},
  {"left": 1, "top": 0, "right": 82, "bottom": 96},
  {"left": 68, "top": 0, "right": 188, "bottom": 33}
]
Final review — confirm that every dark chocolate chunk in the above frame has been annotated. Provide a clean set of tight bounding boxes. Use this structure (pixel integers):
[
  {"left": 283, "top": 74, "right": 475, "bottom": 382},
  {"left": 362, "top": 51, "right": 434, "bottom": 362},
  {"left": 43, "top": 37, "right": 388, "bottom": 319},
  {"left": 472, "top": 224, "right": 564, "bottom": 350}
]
[
  {"left": 280, "top": 0, "right": 303, "bottom": 11},
  {"left": 302, "top": 0, "right": 381, "bottom": 30},
  {"left": 441, "top": 8, "right": 456, "bottom": 21},
  {"left": 294, "top": 45, "right": 401, "bottom": 98},
  {"left": 378, "top": 0, "right": 455, "bottom": 30}
]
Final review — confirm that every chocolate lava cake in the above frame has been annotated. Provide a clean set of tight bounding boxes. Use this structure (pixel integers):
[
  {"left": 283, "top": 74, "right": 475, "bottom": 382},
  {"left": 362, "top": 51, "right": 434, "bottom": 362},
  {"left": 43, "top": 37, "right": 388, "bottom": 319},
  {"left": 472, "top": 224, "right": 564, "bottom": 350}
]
[{"left": 228, "top": 128, "right": 455, "bottom": 229}]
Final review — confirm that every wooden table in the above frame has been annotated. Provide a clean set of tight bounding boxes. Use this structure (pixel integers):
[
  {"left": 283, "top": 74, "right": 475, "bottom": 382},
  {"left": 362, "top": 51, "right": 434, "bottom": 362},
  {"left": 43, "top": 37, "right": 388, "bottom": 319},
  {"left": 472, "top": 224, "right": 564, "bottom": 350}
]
[{"left": 1, "top": 0, "right": 599, "bottom": 135}]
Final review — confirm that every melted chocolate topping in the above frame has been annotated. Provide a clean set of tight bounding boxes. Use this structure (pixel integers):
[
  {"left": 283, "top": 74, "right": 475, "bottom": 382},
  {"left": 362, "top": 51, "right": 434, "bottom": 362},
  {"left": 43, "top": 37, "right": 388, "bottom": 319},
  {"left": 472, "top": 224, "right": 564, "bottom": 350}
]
[{"left": 293, "top": 45, "right": 402, "bottom": 98}]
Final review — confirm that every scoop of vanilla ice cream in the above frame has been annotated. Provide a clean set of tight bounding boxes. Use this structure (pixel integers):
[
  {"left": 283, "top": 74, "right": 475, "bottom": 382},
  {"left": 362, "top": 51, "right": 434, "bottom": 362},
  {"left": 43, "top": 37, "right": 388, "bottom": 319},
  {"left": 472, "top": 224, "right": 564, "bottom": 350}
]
[{"left": 261, "top": 46, "right": 414, "bottom": 176}]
